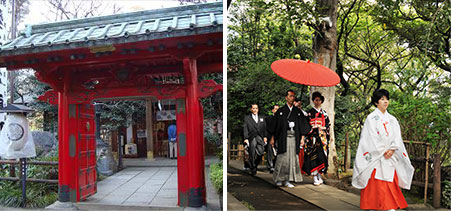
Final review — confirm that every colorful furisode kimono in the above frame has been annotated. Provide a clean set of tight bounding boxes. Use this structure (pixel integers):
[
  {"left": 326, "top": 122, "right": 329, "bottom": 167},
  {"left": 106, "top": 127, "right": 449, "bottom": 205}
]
[
  {"left": 352, "top": 108, "right": 414, "bottom": 210},
  {"left": 302, "top": 107, "right": 329, "bottom": 175}
]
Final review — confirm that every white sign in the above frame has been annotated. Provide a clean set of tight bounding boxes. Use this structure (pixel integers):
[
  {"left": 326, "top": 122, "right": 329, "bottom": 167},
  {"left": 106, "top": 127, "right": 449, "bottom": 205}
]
[{"left": 137, "top": 129, "right": 146, "bottom": 138}]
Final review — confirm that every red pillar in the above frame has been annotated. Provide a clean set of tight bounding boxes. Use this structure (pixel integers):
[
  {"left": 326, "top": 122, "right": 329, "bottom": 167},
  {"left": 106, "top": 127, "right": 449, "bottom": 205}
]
[
  {"left": 58, "top": 92, "right": 78, "bottom": 202},
  {"left": 177, "top": 57, "right": 206, "bottom": 207},
  {"left": 176, "top": 98, "right": 188, "bottom": 206},
  {"left": 199, "top": 104, "right": 205, "bottom": 160}
]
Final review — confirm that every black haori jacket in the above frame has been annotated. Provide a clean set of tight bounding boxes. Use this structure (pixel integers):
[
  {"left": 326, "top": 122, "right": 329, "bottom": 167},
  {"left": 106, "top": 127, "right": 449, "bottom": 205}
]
[{"left": 270, "top": 104, "right": 311, "bottom": 154}]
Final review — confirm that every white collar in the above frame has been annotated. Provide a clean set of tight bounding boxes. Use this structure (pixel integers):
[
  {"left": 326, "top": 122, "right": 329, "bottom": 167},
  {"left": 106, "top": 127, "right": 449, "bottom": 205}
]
[
  {"left": 375, "top": 108, "right": 390, "bottom": 121},
  {"left": 375, "top": 108, "right": 387, "bottom": 116},
  {"left": 287, "top": 103, "right": 293, "bottom": 111},
  {"left": 313, "top": 107, "right": 322, "bottom": 113}
]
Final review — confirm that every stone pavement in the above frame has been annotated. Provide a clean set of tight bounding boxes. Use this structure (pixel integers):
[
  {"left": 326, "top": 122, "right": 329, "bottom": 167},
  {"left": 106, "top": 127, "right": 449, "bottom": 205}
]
[
  {"left": 80, "top": 167, "right": 179, "bottom": 207},
  {"left": 228, "top": 160, "right": 360, "bottom": 210},
  {"left": 228, "top": 160, "right": 450, "bottom": 211},
  {"left": 226, "top": 192, "right": 249, "bottom": 211},
  {"left": 75, "top": 157, "right": 221, "bottom": 210}
]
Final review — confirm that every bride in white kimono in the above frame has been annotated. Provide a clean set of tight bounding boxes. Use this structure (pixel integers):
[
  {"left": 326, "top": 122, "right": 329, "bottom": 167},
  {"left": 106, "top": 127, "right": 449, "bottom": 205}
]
[{"left": 352, "top": 89, "right": 414, "bottom": 210}]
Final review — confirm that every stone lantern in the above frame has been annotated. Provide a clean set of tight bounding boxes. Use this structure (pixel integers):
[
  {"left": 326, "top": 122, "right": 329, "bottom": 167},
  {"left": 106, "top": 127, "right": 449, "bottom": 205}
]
[
  {"left": 0, "top": 104, "right": 35, "bottom": 159},
  {"left": 94, "top": 103, "right": 117, "bottom": 175}
]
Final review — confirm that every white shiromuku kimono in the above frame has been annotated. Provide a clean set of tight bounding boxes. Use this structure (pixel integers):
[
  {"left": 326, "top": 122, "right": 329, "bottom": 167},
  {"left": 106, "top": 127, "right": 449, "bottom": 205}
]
[
  {"left": 0, "top": 113, "right": 36, "bottom": 159},
  {"left": 352, "top": 108, "right": 414, "bottom": 190}
]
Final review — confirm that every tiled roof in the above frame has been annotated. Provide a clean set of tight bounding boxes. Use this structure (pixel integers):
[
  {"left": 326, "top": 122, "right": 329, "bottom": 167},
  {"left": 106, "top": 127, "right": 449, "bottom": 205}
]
[{"left": 0, "top": 2, "right": 222, "bottom": 56}]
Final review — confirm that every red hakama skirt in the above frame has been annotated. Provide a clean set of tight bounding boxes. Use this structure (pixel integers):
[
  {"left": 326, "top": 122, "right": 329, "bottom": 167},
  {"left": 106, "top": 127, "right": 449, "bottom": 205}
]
[{"left": 360, "top": 169, "right": 408, "bottom": 210}]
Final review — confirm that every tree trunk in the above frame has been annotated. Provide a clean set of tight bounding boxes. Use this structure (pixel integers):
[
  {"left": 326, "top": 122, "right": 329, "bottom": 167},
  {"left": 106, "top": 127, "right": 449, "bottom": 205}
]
[{"left": 311, "top": 0, "right": 339, "bottom": 178}]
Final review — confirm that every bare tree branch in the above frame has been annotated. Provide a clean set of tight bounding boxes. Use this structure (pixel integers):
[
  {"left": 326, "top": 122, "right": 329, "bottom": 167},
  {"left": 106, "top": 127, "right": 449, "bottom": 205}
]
[{"left": 44, "top": 0, "right": 123, "bottom": 21}]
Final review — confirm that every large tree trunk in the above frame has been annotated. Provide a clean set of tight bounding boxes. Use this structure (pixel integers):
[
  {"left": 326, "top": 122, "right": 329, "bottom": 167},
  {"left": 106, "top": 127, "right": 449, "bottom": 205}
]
[{"left": 311, "top": 0, "right": 339, "bottom": 178}]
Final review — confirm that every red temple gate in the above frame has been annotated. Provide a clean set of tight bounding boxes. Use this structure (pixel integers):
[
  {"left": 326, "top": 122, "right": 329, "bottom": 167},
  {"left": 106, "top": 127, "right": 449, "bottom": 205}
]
[{"left": 0, "top": 3, "right": 222, "bottom": 207}]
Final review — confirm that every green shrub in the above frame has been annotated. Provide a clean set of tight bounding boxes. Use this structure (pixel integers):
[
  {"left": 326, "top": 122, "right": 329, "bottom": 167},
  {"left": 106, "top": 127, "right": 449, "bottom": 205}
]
[
  {"left": 205, "top": 130, "right": 222, "bottom": 146},
  {"left": 0, "top": 157, "right": 58, "bottom": 208},
  {"left": 443, "top": 180, "right": 451, "bottom": 209},
  {"left": 216, "top": 147, "right": 223, "bottom": 161},
  {"left": 209, "top": 162, "right": 223, "bottom": 193},
  {"left": 0, "top": 179, "right": 58, "bottom": 208}
]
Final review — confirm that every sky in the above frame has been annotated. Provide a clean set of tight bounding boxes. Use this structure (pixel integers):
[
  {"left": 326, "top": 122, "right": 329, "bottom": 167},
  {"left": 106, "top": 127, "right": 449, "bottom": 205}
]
[{"left": 19, "top": 0, "right": 191, "bottom": 30}]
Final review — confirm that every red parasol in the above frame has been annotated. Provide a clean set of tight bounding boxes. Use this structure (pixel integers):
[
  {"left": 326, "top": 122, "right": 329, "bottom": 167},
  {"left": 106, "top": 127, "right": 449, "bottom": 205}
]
[{"left": 271, "top": 59, "right": 340, "bottom": 87}]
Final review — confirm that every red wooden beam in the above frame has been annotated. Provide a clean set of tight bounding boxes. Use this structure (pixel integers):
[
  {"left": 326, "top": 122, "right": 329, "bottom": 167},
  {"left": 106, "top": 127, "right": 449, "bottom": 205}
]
[
  {"left": 59, "top": 61, "right": 221, "bottom": 88},
  {"left": 197, "top": 62, "right": 222, "bottom": 74},
  {"left": 38, "top": 80, "right": 222, "bottom": 104},
  {"left": 32, "top": 59, "right": 220, "bottom": 93}
]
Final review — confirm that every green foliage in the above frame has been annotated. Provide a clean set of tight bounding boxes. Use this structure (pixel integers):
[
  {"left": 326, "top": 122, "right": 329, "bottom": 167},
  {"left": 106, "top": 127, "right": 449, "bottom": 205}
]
[
  {"left": 228, "top": 0, "right": 314, "bottom": 66},
  {"left": 200, "top": 73, "right": 223, "bottom": 120},
  {"left": 11, "top": 70, "right": 58, "bottom": 132},
  {"left": 389, "top": 88, "right": 451, "bottom": 164},
  {"left": 216, "top": 148, "right": 223, "bottom": 161},
  {"left": 209, "top": 162, "right": 223, "bottom": 193},
  {"left": 334, "top": 95, "right": 361, "bottom": 169},
  {"left": 0, "top": 157, "right": 58, "bottom": 208},
  {"left": 205, "top": 130, "right": 222, "bottom": 146},
  {"left": 0, "top": 181, "right": 58, "bottom": 208},
  {"left": 201, "top": 96, "right": 222, "bottom": 120},
  {"left": 372, "top": 0, "right": 450, "bottom": 73},
  {"left": 443, "top": 180, "right": 451, "bottom": 209},
  {"left": 334, "top": 95, "right": 358, "bottom": 146},
  {"left": 98, "top": 100, "right": 146, "bottom": 131}
]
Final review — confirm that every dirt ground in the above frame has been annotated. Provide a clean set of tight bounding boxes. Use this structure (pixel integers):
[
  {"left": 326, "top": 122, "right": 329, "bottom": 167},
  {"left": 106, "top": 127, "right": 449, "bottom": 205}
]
[{"left": 227, "top": 167, "right": 323, "bottom": 210}]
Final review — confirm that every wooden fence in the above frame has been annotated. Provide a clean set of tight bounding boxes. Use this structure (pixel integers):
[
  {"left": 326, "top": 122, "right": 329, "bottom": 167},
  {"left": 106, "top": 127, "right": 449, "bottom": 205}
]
[
  {"left": 403, "top": 141, "right": 441, "bottom": 207},
  {"left": 0, "top": 159, "right": 58, "bottom": 207},
  {"left": 0, "top": 160, "right": 58, "bottom": 183}
]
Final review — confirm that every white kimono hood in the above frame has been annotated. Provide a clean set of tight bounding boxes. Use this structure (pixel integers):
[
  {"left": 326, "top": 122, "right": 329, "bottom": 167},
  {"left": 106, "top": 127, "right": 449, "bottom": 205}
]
[
  {"left": 352, "top": 109, "right": 414, "bottom": 190},
  {"left": 0, "top": 113, "right": 36, "bottom": 159}
]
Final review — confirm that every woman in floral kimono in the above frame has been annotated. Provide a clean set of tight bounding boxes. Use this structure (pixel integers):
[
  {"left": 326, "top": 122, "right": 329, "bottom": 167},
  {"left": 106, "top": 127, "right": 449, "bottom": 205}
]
[
  {"left": 302, "top": 92, "right": 329, "bottom": 186},
  {"left": 352, "top": 89, "right": 414, "bottom": 210}
]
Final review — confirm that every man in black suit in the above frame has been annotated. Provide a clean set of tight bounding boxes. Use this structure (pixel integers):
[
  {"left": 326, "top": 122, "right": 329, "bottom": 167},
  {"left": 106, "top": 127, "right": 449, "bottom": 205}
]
[
  {"left": 265, "top": 104, "right": 279, "bottom": 173},
  {"left": 243, "top": 104, "right": 267, "bottom": 175}
]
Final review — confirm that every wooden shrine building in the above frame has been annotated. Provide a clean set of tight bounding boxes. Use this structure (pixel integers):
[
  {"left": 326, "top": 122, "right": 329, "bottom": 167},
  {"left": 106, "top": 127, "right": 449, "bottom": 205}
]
[{"left": 0, "top": 2, "right": 223, "bottom": 207}]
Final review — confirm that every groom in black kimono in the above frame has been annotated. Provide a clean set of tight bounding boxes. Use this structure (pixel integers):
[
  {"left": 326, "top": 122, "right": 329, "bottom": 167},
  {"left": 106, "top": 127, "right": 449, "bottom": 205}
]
[
  {"left": 270, "top": 90, "right": 310, "bottom": 187},
  {"left": 243, "top": 104, "right": 267, "bottom": 175}
]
